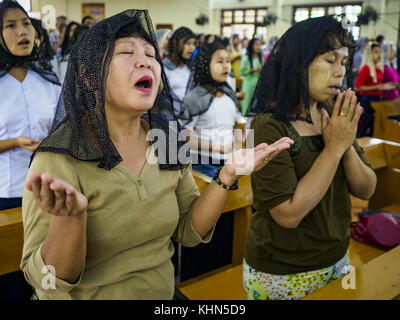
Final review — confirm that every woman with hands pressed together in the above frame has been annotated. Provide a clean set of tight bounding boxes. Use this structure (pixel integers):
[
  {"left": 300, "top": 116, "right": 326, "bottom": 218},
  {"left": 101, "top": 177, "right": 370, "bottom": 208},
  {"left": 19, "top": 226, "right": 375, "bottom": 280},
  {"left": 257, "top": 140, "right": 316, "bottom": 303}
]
[
  {"left": 244, "top": 16, "right": 377, "bottom": 300},
  {"left": 20, "top": 10, "right": 292, "bottom": 300}
]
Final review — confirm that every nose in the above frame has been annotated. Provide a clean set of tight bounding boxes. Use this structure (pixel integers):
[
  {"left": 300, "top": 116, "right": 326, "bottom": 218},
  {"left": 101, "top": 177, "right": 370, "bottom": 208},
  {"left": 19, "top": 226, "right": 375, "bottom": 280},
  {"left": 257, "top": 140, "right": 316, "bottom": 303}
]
[
  {"left": 17, "top": 24, "right": 28, "bottom": 37},
  {"left": 135, "top": 59, "right": 152, "bottom": 69}
]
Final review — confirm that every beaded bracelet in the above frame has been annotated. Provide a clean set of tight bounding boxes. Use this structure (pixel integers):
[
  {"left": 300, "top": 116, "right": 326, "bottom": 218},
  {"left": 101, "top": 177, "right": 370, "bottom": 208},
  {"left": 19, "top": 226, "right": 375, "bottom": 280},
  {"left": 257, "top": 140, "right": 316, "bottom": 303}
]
[{"left": 212, "top": 167, "right": 239, "bottom": 191}]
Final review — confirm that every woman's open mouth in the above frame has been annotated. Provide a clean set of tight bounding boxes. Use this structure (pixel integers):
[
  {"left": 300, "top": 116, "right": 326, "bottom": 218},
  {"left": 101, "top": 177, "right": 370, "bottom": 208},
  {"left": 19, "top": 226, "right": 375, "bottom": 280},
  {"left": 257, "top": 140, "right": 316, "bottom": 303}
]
[
  {"left": 18, "top": 39, "right": 30, "bottom": 48},
  {"left": 135, "top": 76, "right": 153, "bottom": 94}
]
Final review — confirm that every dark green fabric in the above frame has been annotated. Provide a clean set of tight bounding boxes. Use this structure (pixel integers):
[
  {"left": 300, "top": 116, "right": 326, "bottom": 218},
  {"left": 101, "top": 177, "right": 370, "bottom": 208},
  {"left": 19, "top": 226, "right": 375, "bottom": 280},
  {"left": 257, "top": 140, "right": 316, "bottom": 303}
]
[{"left": 244, "top": 113, "right": 371, "bottom": 275}]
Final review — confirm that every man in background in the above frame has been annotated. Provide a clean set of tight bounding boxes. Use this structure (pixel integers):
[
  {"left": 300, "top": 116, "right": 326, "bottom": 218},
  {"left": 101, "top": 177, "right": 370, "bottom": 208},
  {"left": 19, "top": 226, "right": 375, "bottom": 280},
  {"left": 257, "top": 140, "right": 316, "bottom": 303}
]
[{"left": 82, "top": 15, "right": 95, "bottom": 28}]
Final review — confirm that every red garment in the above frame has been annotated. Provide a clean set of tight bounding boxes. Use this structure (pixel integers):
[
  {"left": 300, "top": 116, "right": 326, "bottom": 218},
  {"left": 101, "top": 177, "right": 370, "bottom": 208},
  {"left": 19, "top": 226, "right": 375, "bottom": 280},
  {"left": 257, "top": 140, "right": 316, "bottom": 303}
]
[{"left": 355, "top": 65, "right": 383, "bottom": 96}]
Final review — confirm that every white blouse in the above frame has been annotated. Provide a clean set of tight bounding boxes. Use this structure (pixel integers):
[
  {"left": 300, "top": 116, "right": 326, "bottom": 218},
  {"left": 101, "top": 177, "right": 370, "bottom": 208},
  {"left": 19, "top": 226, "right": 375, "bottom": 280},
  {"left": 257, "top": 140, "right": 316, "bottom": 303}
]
[
  {"left": 185, "top": 94, "right": 244, "bottom": 161},
  {"left": 0, "top": 70, "right": 61, "bottom": 198},
  {"left": 164, "top": 64, "right": 191, "bottom": 101}
]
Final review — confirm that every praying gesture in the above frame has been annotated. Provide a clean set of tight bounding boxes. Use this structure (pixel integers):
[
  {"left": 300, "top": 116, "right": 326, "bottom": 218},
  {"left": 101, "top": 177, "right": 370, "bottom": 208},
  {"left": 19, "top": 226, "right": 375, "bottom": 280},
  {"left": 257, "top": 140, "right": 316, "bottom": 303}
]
[{"left": 320, "top": 89, "right": 363, "bottom": 155}]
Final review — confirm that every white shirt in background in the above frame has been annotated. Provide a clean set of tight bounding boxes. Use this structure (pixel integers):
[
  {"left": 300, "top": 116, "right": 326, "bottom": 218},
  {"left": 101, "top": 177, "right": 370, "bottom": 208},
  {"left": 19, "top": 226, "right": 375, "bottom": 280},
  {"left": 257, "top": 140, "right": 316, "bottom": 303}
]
[
  {"left": 164, "top": 64, "right": 191, "bottom": 101},
  {"left": 0, "top": 70, "right": 60, "bottom": 197},
  {"left": 185, "top": 94, "right": 245, "bottom": 162}
]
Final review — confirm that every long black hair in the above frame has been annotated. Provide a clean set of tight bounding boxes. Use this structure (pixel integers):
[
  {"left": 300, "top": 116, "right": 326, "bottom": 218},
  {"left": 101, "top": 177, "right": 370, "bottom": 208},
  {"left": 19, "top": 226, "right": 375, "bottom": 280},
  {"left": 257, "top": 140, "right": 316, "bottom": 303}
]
[
  {"left": 246, "top": 37, "right": 262, "bottom": 69},
  {"left": 61, "top": 21, "right": 80, "bottom": 56},
  {"left": 30, "top": 18, "right": 54, "bottom": 59},
  {"left": 249, "top": 15, "right": 355, "bottom": 122}
]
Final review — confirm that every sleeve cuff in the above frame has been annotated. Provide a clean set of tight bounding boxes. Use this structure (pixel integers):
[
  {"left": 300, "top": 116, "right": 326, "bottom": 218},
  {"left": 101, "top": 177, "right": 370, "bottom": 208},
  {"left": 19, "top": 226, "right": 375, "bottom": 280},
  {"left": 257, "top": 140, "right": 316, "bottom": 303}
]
[{"left": 24, "top": 244, "right": 85, "bottom": 296}]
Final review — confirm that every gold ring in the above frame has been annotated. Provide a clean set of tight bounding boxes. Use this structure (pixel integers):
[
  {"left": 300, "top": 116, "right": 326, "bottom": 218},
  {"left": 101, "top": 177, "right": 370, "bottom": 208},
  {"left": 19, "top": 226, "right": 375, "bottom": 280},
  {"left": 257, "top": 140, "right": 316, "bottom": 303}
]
[
  {"left": 340, "top": 112, "right": 347, "bottom": 116},
  {"left": 263, "top": 157, "right": 271, "bottom": 162}
]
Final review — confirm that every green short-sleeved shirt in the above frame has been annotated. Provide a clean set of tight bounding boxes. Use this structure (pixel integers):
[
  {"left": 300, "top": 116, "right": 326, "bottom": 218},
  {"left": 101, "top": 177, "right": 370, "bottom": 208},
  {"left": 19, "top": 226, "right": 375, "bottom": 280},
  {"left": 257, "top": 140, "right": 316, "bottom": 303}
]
[
  {"left": 20, "top": 147, "right": 214, "bottom": 300},
  {"left": 244, "top": 113, "right": 371, "bottom": 275}
]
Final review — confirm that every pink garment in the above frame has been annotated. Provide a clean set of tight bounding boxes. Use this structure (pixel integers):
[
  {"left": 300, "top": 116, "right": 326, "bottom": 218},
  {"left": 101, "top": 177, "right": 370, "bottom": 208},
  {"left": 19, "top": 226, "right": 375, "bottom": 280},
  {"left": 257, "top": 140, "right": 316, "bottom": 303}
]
[
  {"left": 263, "top": 53, "right": 270, "bottom": 62},
  {"left": 382, "top": 65, "right": 399, "bottom": 100}
]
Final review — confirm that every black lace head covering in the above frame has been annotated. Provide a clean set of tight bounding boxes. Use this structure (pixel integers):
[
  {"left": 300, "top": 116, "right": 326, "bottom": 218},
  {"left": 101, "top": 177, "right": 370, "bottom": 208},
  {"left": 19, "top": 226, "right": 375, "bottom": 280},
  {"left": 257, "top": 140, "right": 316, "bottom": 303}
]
[
  {"left": 0, "top": 0, "right": 59, "bottom": 84},
  {"left": 194, "top": 41, "right": 227, "bottom": 89},
  {"left": 35, "top": 9, "right": 188, "bottom": 171},
  {"left": 249, "top": 15, "right": 355, "bottom": 123},
  {"left": 183, "top": 41, "right": 240, "bottom": 117},
  {"left": 167, "top": 26, "right": 195, "bottom": 67}
]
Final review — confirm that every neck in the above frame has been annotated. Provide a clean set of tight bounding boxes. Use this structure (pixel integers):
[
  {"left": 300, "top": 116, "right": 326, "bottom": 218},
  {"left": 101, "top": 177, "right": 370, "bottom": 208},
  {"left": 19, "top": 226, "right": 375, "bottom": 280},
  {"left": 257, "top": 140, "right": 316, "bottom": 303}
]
[
  {"left": 9, "top": 66, "right": 28, "bottom": 82},
  {"left": 106, "top": 107, "right": 146, "bottom": 146}
]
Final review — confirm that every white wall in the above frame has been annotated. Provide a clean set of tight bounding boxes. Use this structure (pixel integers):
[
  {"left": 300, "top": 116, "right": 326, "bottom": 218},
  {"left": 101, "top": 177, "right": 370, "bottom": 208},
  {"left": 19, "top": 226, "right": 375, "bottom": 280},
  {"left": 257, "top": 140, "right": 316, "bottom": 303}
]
[
  {"left": 31, "top": 0, "right": 400, "bottom": 43},
  {"left": 32, "top": 0, "right": 211, "bottom": 33}
]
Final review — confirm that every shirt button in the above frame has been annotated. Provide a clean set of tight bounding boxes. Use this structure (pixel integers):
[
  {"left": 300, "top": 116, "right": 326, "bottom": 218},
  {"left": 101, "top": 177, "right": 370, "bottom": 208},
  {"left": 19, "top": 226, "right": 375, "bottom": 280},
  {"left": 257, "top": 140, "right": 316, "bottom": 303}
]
[{"left": 137, "top": 180, "right": 143, "bottom": 185}]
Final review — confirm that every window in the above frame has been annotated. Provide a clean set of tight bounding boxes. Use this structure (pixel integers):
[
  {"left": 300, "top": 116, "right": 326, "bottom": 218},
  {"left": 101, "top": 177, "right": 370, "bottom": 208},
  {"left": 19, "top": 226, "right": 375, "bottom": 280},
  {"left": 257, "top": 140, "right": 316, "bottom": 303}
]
[
  {"left": 292, "top": 2, "right": 362, "bottom": 40},
  {"left": 221, "top": 7, "right": 268, "bottom": 40},
  {"left": 1, "top": 0, "right": 32, "bottom": 12}
]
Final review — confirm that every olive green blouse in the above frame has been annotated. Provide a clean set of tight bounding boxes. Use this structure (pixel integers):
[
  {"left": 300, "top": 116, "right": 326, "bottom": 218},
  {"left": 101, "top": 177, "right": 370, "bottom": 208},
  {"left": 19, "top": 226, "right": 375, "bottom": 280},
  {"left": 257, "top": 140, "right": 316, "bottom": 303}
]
[{"left": 245, "top": 113, "right": 371, "bottom": 275}]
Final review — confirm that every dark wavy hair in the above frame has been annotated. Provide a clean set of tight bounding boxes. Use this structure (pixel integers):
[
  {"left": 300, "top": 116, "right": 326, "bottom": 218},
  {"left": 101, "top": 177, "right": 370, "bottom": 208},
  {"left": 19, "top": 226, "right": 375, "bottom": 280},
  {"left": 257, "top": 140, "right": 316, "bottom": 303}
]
[
  {"left": 61, "top": 21, "right": 80, "bottom": 56},
  {"left": 250, "top": 15, "right": 355, "bottom": 122},
  {"left": 30, "top": 18, "right": 54, "bottom": 59}
]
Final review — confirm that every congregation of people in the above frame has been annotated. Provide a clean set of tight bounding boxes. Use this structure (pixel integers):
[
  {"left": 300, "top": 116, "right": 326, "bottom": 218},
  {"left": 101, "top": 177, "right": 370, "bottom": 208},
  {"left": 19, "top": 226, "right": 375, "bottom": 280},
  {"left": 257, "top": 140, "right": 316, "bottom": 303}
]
[{"left": 0, "top": 0, "right": 399, "bottom": 301}]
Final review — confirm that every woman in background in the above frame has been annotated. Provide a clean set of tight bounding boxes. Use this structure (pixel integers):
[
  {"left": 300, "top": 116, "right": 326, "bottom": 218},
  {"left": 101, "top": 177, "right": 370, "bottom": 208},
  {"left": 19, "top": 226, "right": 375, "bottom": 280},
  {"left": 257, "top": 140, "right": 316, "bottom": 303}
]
[
  {"left": 30, "top": 18, "right": 58, "bottom": 76},
  {"left": 240, "top": 37, "right": 263, "bottom": 116},
  {"left": 155, "top": 28, "right": 171, "bottom": 59},
  {"left": 355, "top": 43, "right": 395, "bottom": 137},
  {"left": 183, "top": 42, "right": 246, "bottom": 166},
  {"left": 230, "top": 34, "right": 242, "bottom": 90},
  {"left": 382, "top": 42, "right": 400, "bottom": 101},
  {"left": 163, "top": 27, "right": 196, "bottom": 120},
  {"left": 263, "top": 36, "right": 278, "bottom": 62},
  {"left": 59, "top": 21, "right": 79, "bottom": 83},
  {"left": 0, "top": 0, "right": 60, "bottom": 300}
]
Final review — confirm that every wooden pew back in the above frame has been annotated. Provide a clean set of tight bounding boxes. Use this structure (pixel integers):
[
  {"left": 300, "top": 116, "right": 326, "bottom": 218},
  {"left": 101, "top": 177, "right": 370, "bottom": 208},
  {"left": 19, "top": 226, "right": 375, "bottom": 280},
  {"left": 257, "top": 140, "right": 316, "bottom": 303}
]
[
  {"left": 371, "top": 100, "right": 400, "bottom": 141},
  {"left": 0, "top": 207, "right": 23, "bottom": 275}
]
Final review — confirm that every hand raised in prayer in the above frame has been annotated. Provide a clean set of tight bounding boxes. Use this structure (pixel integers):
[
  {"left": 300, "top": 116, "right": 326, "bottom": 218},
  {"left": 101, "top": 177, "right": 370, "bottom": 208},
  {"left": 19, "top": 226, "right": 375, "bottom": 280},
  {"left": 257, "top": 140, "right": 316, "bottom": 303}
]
[
  {"left": 321, "top": 89, "right": 363, "bottom": 156},
  {"left": 17, "top": 136, "right": 40, "bottom": 152},
  {"left": 219, "top": 137, "right": 294, "bottom": 182},
  {"left": 26, "top": 172, "right": 88, "bottom": 217}
]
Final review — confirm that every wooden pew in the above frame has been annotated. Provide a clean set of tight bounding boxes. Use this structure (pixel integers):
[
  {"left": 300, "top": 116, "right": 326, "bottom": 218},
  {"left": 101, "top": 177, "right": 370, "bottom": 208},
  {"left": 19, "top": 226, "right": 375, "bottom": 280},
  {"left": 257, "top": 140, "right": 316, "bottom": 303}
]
[
  {"left": 302, "top": 245, "right": 400, "bottom": 300},
  {"left": 0, "top": 207, "right": 23, "bottom": 276},
  {"left": 192, "top": 171, "right": 253, "bottom": 266},
  {"left": 358, "top": 137, "right": 400, "bottom": 210},
  {"left": 371, "top": 100, "right": 400, "bottom": 141}
]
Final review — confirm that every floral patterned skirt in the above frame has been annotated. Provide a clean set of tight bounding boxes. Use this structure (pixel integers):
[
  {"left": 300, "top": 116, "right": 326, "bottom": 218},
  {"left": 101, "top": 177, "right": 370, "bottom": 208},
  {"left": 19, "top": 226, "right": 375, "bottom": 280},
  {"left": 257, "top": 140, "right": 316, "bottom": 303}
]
[{"left": 243, "top": 253, "right": 350, "bottom": 300}]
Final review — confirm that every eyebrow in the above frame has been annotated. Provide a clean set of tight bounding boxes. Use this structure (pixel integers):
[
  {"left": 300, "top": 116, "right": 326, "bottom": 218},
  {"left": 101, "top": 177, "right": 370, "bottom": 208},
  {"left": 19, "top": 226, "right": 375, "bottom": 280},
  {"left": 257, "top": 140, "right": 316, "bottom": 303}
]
[
  {"left": 4, "top": 17, "right": 30, "bottom": 23},
  {"left": 332, "top": 50, "right": 349, "bottom": 59},
  {"left": 117, "top": 40, "right": 154, "bottom": 49}
]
